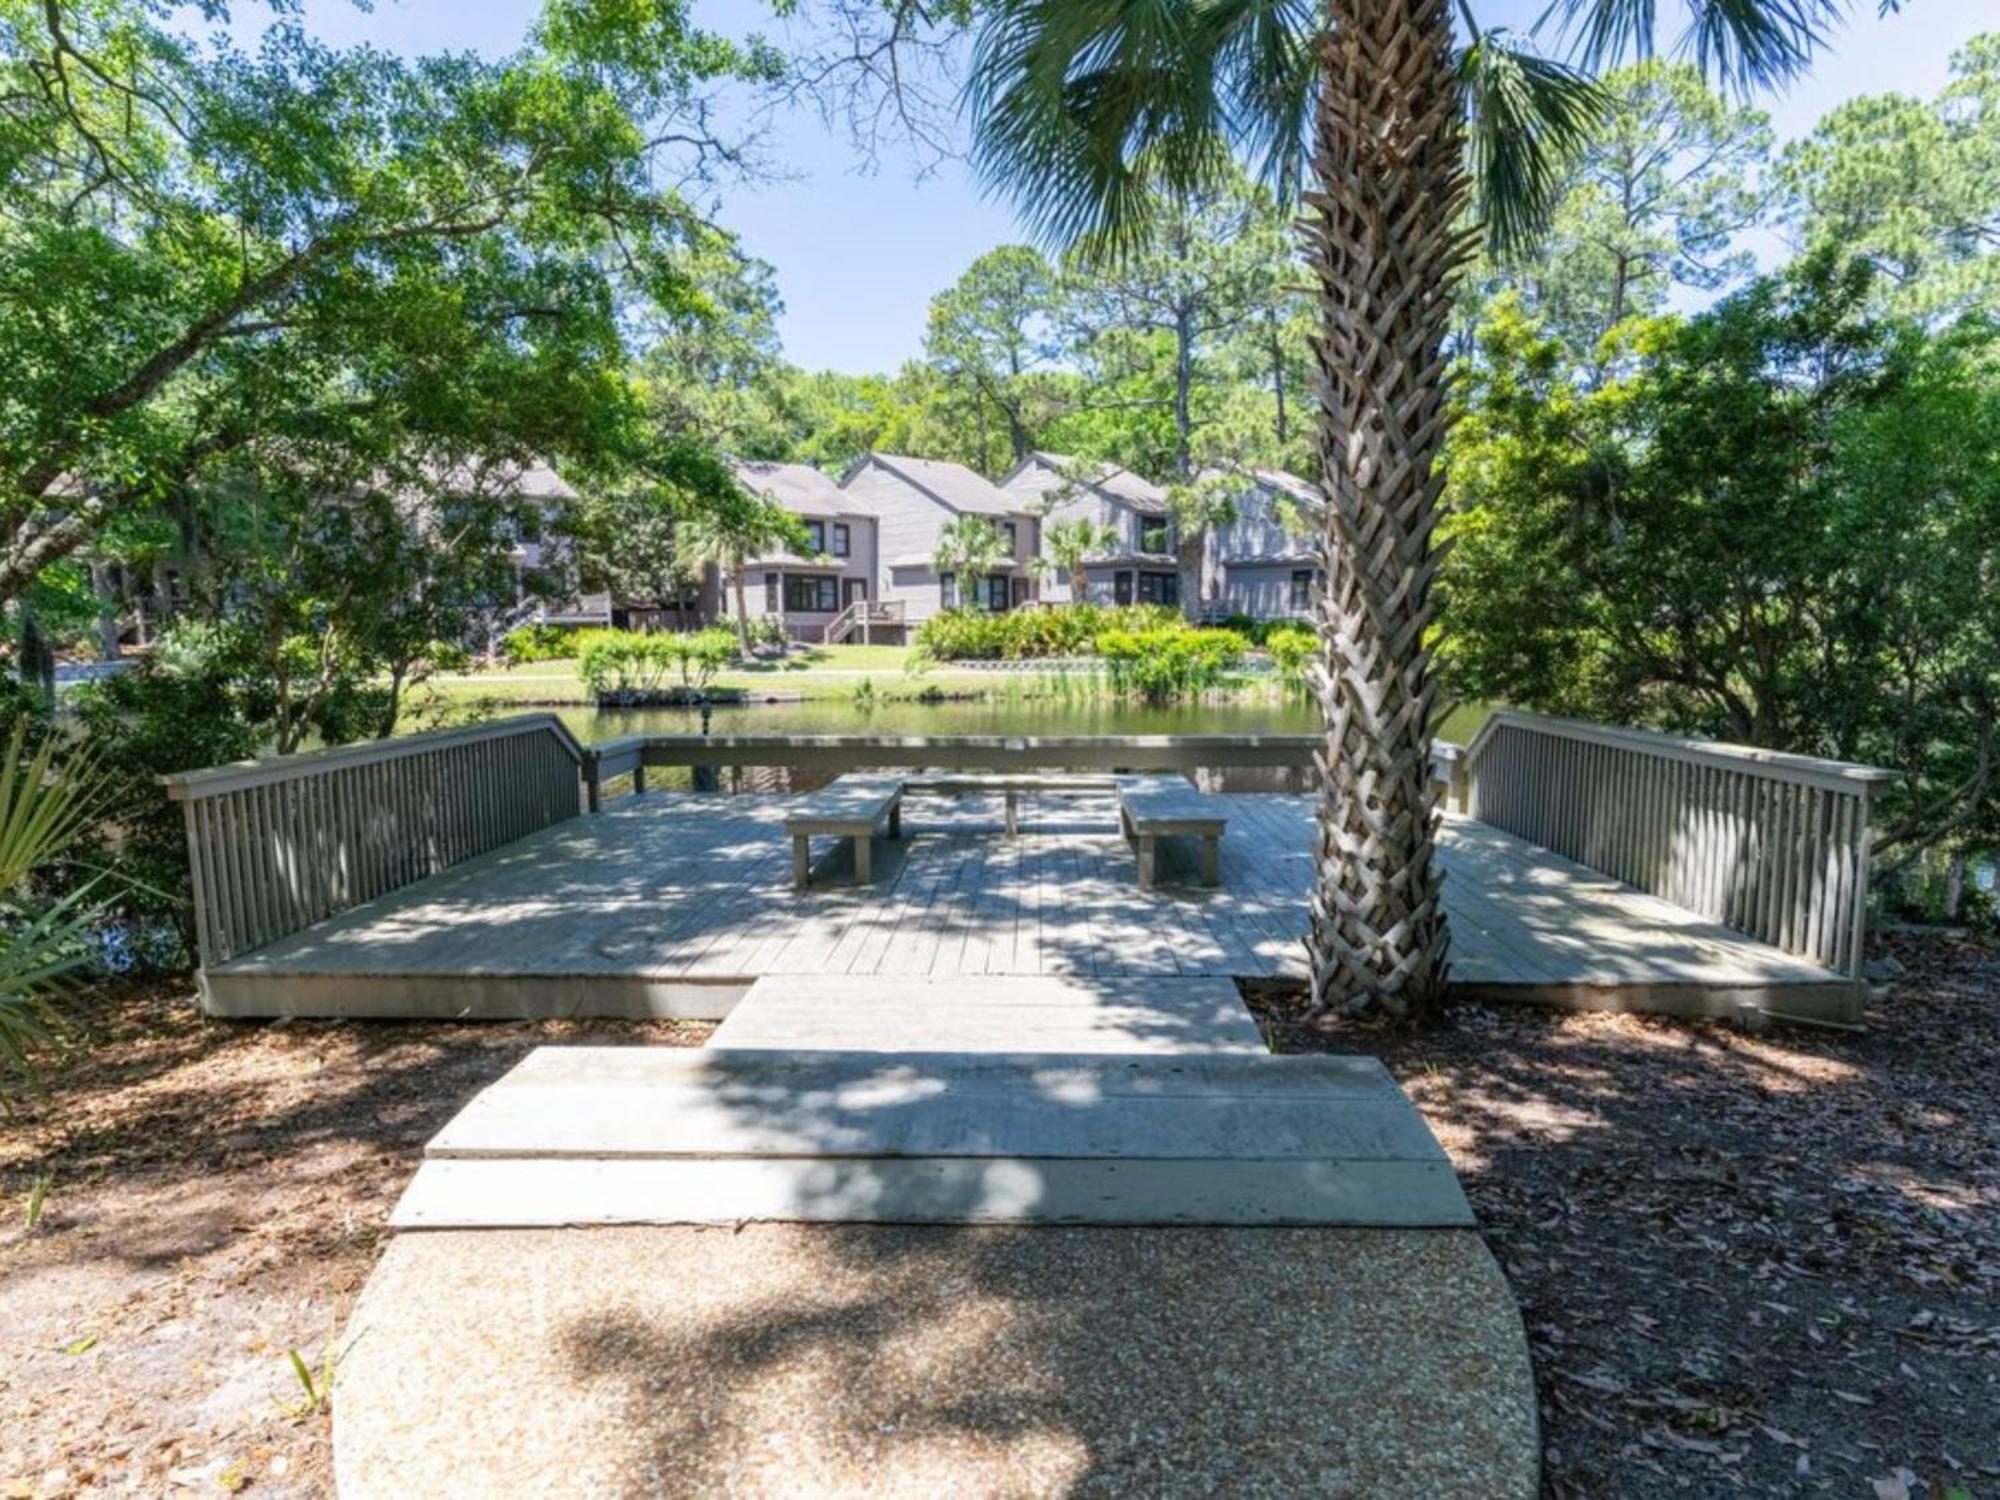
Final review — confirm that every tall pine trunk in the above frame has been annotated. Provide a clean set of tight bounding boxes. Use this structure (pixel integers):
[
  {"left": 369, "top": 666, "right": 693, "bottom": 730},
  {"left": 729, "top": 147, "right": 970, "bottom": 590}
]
[{"left": 1300, "top": 0, "right": 1469, "bottom": 1016}]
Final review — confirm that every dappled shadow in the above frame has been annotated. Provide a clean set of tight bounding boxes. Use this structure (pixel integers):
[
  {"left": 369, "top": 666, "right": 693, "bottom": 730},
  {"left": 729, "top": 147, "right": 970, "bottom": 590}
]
[
  {"left": 209, "top": 794, "right": 1850, "bottom": 1027},
  {"left": 1246, "top": 939, "right": 1999, "bottom": 1497},
  {"left": 0, "top": 998, "right": 703, "bottom": 1272}
]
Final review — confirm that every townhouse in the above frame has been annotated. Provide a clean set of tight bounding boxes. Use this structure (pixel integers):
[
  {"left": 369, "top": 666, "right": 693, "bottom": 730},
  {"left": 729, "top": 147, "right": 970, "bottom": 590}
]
[
  {"left": 727, "top": 459, "right": 885, "bottom": 641},
  {"left": 837, "top": 452, "right": 1041, "bottom": 623},
  {"left": 996, "top": 451, "right": 1182, "bottom": 609}
]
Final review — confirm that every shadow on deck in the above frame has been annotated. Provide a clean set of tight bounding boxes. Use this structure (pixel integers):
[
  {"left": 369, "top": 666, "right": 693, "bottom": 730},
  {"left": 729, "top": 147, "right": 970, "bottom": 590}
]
[{"left": 204, "top": 790, "right": 1864, "bottom": 1027}]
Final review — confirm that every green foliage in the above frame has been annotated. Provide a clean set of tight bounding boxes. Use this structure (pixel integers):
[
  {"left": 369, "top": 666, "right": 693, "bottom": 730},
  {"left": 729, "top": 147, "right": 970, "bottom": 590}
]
[
  {"left": 1780, "top": 34, "right": 2000, "bottom": 320},
  {"left": 1443, "top": 254, "right": 2000, "bottom": 867},
  {"left": 1264, "top": 624, "right": 1317, "bottom": 679},
  {"left": 69, "top": 640, "right": 264, "bottom": 958},
  {"left": 0, "top": 0, "right": 764, "bottom": 607},
  {"left": 576, "top": 628, "right": 738, "bottom": 699},
  {"left": 1097, "top": 626, "right": 1248, "bottom": 705},
  {"left": 931, "top": 515, "right": 1011, "bottom": 604},
  {"left": 1483, "top": 62, "right": 1773, "bottom": 359},
  {"left": 925, "top": 246, "right": 1066, "bottom": 473},
  {"left": 0, "top": 722, "right": 113, "bottom": 1092},
  {"left": 22, "top": 1172, "right": 50, "bottom": 1231},
  {"left": 914, "top": 604, "right": 1177, "bottom": 660},
  {"left": 502, "top": 624, "right": 586, "bottom": 664}
]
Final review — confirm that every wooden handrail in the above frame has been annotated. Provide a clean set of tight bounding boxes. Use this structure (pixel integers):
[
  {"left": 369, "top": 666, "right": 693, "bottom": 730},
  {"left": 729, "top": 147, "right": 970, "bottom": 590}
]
[
  {"left": 608, "top": 732, "right": 1322, "bottom": 775},
  {"left": 165, "top": 714, "right": 587, "bottom": 974},
  {"left": 1460, "top": 709, "right": 1892, "bottom": 974},
  {"left": 163, "top": 713, "right": 586, "bottom": 799},
  {"left": 1463, "top": 709, "right": 1896, "bottom": 796}
]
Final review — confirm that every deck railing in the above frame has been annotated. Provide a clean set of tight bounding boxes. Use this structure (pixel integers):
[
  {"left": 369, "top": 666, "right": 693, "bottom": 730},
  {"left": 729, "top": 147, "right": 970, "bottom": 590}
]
[
  {"left": 582, "top": 733, "right": 1324, "bottom": 804},
  {"left": 162, "top": 714, "right": 586, "bottom": 968},
  {"left": 1450, "top": 710, "right": 1894, "bottom": 974}
]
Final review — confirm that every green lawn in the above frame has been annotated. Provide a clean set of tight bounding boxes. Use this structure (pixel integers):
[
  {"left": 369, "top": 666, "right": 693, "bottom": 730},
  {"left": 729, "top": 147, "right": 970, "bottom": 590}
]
[{"left": 415, "top": 644, "right": 988, "bottom": 704}]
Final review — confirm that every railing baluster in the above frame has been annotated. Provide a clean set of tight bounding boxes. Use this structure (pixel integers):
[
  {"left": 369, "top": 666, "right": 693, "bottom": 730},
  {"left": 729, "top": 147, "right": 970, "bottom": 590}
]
[
  {"left": 1457, "top": 709, "right": 1892, "bottom": 976},
  {"left": 164, "top": 715, "right": 590, "bottom": 975}
]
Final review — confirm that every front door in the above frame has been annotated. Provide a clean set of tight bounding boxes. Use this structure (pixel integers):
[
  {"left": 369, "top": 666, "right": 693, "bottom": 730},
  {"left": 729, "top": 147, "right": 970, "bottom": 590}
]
[
  {"left": 1113, "top": 570, "right": 1134, "bottom": 606},
  {"left": 843, "top": 577, "right": 867, "bottom": 608},
  {"left": 1011, "top": 575, "right": 1030, "bottom": 607}
]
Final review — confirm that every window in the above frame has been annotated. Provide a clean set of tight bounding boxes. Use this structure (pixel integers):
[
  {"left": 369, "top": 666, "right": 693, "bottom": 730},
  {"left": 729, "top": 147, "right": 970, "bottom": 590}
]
[
  {"left": 939, "top": 571, "right": 956, "bottom": 608},
  {"left": 784, "top": 574, "right": 839, "bottom": 612},
  {"left": 764, "top": 572, "right": 779, "bottom": 612},
  {"left": 1290, "top": 569, "right": 1312, "bottom": 613},
  {"left": 998, "top": 521, "right": 1018, "bottom": 552},
  {"left": 831, "top": 522, "right": 850, "bottom": 558},
  {"left": 1139, "top": 518, "right": 1169, "bottom": 554},
  {"left": 803, "top": 520, "right": 826, "bottom": 555},
  {"left": 1138, "top": 571, "right": 1179, "bottom": 607},
  {"left": 984, "top": 574, "right": 1010, "bottom": 612},
  {"left": 1113, "top": 571, "right": 1134, "bottom": 605}
]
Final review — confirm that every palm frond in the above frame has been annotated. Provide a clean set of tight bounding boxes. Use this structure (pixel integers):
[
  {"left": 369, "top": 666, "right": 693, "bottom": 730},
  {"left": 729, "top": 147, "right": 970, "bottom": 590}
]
[
  {"left": 0, "top": 726, "right": 113, "bottom": 1094},
  {"left": 1536, "top": 0, "right": 1849, "bottom": 91},
  {"left": 1460, "top": 33, "right": 1608, "bottom": 256},
  {"left": 967, "top": 0, "right": 1307, "bottom": 262}
]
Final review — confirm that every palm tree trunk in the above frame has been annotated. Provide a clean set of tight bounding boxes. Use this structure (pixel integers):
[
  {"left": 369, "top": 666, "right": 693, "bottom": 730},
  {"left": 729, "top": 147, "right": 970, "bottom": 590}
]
[{"left": 1300, "top": 0, "right": 1469, "bottom": 1017}]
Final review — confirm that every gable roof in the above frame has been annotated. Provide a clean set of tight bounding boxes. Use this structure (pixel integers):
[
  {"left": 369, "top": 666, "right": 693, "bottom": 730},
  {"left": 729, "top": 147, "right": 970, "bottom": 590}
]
[
  {"left": 730, "top": 459, "right": 870, "bottom": 519},
  {"left": 1248, "top": 468, "right": 1325, "bottom": 509},
  {"left": 851, "top": 452, "right": 1025, "bottom": 517},
  {"left": 1199, "top": 465, "right": 1326, "bottom": 512},
  {"left": 1013, "top": 451, "right": 1169, "bottom": 515}
]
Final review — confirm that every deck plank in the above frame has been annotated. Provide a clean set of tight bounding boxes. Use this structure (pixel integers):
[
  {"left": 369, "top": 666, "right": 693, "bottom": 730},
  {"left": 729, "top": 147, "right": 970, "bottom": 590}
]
[{"left": 207, "top": 793, "right": 1864, "bottom": 1025}]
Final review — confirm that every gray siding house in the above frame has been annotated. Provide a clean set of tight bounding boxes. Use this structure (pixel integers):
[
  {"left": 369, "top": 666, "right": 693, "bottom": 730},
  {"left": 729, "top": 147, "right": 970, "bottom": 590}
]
[
  {"left": 729, "top": 460, "right": 883, "bottom": 642},
  {"left": 839, "top": 453, "right": 1041, "bottom": 622},
  {"left": 997, "top": 452, "right": 1181, "bottom": 609},
  {"left": 1206, "top": 468, "right": 1325, "bottom": 622}
]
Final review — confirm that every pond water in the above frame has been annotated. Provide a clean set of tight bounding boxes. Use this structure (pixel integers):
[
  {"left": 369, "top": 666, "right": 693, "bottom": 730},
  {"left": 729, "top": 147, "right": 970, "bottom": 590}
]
[{"left": 503, "top": 695, "right": 1492, "bottom": 747}]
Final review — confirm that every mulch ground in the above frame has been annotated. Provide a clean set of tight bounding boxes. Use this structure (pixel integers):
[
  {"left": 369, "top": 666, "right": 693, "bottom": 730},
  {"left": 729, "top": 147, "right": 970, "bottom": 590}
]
[
  {"left": 1249, "top": 929, "right": 1998, "bottom": 1499},
  {"left": 0, "top": 1004, "right": 710, "bottom": 1497},
  {"left": 1, "top": 932, "right": 1994, "bottom": 1498}
]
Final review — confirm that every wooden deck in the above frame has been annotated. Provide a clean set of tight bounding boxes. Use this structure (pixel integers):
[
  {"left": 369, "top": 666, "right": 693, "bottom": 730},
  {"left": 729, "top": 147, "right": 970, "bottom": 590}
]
[{"left": 205, "top": 789, "right": 1865, "bottom": 1025}]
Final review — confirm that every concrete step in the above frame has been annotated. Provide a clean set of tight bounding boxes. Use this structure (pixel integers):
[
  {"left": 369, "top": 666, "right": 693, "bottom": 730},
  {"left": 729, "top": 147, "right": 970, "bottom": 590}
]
[
  {"left": 708, "top": 973, "right": 1268, "bottom": 1054},
  {"left": 390, "top": 1047, "right": 1472, "bottom": 1230}
]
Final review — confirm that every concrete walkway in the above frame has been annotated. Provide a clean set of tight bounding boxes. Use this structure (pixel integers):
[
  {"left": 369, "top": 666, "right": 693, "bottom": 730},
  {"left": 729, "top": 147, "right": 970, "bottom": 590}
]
[{"left": 334, "top": 973, "right": 1539, "bottom": 1495}]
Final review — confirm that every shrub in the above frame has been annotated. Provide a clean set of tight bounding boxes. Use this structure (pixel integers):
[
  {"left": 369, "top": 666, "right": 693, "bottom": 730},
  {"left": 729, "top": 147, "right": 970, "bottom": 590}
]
[
  {"left": 1097, "top": 626, "right": 1248, "bottom": 704},
  {"left": 501, "top": 623, "right": 583, "bottom": 664},
  {"left": 577, "top": 628, "right": 738, "bottom": 699},
  {"left": 913, "top": 604, "right": 1180, "bottom": 661},
  {"left": 1264, "top": 624, "right": 1316, "bottom": 679}
]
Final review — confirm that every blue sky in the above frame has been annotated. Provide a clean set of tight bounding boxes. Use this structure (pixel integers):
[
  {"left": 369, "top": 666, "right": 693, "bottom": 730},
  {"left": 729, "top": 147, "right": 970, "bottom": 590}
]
[{"left": 254, "top": 1, "right": 1988, "bottom": 374}]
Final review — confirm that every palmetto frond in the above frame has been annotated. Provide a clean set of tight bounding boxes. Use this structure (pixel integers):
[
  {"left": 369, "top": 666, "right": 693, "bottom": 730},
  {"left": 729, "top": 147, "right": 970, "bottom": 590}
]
[
  {"left": 1460, "top": 33, "right": 1607, "bottom": 255},
  {"left": 0, "top": 725, "right": 111, "bottom": 1092},
  {"left": 1537, "top": 0, "right": 1847, "bottom": 91},
  {"left": 970, "top": 0, "right": 1603, "bottom": 261}
]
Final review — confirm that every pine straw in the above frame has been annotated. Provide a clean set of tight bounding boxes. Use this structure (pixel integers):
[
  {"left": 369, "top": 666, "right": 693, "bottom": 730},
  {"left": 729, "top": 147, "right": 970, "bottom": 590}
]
[
  {"left": 1246, "top": 930, "right": 1999, "bottom": 1498},
  {"left": 1, "top": 936, "right": 1993, "bottom": 1498},
  {"left": 0, "top": 1000, "right": 709, "bottom": 1497}
]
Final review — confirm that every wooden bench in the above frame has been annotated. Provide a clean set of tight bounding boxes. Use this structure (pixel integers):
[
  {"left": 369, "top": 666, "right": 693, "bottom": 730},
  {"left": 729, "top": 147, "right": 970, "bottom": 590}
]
[
  {"left": 784, "top": 775, "right": 903, "bottom": 887},
  {"left": 1118, "top": 778, "right": 1227, "bottom": 890},
  {"left": 902, "top": 774, "right": 1118, "bottom": 838}
]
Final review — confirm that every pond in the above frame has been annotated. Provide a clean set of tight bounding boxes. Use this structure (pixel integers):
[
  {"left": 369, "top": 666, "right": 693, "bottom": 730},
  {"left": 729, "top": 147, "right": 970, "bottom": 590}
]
[{"left": 478, "top": 695, "right": 1493, "bottom": 747}]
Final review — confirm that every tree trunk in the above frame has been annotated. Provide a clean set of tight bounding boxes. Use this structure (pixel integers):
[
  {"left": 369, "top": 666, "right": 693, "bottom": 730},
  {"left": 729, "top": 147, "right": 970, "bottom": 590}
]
[
  {"left": 1269, "top": 311, "right": 1289, "bottom": 447},
  {"left": 1172, "top": 305, "right": 1194, "bottom": 478},
  {"left": 730, "top": 565, "right": 753, "bottom": 654},
  {"left": 1943, "top": 851, "right": 1966, "bottom": 922},
  {"left": 1176, "top": 536, "right": 1203, "bottom": 624},
  {"left": 1300, "top": 0, "right": 1468, "bottom": 1017},
  {"left": 1070, "top": 562, "right": 1089, "bottom": 602}
]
